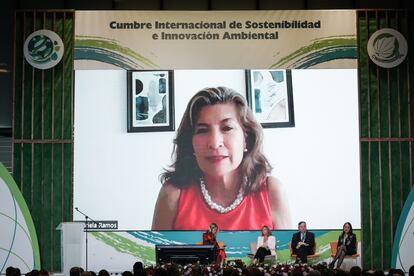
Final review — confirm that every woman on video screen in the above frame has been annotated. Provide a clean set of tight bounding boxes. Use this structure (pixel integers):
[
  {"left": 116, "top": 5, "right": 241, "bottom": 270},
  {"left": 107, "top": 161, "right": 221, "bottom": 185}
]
[{"left": 152, "top": 86, "right": 291, "bottom": 230}]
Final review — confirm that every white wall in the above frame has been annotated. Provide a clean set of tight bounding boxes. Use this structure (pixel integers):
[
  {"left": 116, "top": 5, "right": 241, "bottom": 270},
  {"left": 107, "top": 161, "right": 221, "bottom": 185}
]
[{"left": 73, "top": 69, "right": 360, "bottom": 230}]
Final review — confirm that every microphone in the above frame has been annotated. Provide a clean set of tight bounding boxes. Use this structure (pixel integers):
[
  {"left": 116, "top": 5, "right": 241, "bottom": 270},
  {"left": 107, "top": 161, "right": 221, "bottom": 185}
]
[
  {"left": 74, "top": 207, "right": 88, "bottom": 219},
  {"left": 74, "top": 207, "right": 98, "bottom": 224}
]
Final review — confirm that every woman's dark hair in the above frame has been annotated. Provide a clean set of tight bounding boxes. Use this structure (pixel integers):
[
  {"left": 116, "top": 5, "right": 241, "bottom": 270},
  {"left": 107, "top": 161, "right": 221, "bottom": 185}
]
[
  {"left": 261, "top": 225, "right": 272, "bottom": 236},
  {"left": 341, "top": 222, "right": 354, "bottom": 237},
  {"left": 160, "top": 86, "right": 272, "bottom": 194},
  {"left": 207, "top": 222, "right": 218, "bottom": 234}
]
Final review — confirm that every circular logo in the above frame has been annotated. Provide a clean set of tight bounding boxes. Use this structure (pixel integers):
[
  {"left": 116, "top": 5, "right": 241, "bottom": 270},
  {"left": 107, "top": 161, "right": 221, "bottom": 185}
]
[
  {"left": 367, "top": 28, "right": 407, "bottom": 68},
  {"left": 23, "top": 30, "right": 64, "bottom": 70}
]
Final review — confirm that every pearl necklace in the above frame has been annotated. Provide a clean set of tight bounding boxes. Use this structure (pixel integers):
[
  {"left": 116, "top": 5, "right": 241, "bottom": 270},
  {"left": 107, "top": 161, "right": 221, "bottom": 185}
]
[{"left": 199, "top": 177, "right": 244, "bottom": 214}]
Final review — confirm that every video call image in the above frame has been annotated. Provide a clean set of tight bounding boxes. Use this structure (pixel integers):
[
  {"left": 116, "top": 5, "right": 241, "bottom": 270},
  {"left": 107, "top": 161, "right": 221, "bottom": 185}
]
[{"left": 73, "top": 69, "right": 360, "bottom": 230}]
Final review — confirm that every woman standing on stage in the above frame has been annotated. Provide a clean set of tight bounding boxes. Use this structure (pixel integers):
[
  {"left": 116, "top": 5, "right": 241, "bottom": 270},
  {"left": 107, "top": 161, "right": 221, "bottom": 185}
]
[{"left": 202, "top": 223, "right": 226, "bottom": 266}]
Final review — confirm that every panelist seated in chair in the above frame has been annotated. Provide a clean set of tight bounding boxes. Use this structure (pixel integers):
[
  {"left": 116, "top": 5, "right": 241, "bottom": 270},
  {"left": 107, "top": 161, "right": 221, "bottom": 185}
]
[
  {"left": 202, "top": 223, "right": 226, "bottom": 266},
  {"left": 253, "top": 225, "right": 276, "bottom": 264},
  {"left": 329, "top": 222, "right": 357, "bottom": 269},
  {"left": 291, "top": 221, "right": 315, "bottom": 263}
]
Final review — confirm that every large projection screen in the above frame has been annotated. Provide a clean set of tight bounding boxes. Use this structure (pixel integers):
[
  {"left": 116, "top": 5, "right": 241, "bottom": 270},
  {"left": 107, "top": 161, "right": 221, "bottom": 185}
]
[{"left": 73, "top": 69, "right": 360, "bottom": 230}]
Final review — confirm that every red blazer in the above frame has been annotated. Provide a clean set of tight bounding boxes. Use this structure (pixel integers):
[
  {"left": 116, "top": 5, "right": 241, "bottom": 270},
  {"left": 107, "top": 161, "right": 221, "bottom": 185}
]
[{"left": 202, "top": 232, "right": 220, "bottom": 249}]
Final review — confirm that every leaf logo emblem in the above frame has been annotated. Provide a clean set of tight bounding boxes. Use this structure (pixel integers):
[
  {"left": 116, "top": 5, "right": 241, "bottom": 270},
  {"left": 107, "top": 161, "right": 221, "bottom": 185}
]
[{"left": 367, "top": 28, "right": 407, "bottom": 68}]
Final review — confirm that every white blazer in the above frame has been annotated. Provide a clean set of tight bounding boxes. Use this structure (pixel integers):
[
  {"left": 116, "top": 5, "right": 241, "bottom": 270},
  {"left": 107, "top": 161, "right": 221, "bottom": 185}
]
[{"left": 257, "top": 235, "right": 276, "bottom": 255}]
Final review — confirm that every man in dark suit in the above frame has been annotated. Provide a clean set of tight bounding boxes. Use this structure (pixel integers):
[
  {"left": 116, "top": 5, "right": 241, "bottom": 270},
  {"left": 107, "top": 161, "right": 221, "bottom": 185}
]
[{"left": 291, "top": 221, "right": 315, "bottom": 263}]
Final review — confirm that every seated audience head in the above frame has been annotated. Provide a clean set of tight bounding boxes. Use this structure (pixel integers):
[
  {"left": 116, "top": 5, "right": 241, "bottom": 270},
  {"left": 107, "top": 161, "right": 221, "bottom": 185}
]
[
  {"left": 154, "top": 267, "right": 167, "bottom": 276},
  {"left": 247, "top": 266, "right": 263, "bottom": 276},
  {"left": 70, "top": 266, "right": 84, "bottom": 276},
  {"left": 362, "top": 269, "right": 375, "bottom": 276},
  {"left": 6, "top": 266, "right": 14, "bottom": 276},
  {"left": 309, "top": 270, "right": 321, "bottom": 276},
  {"left": 261, "top": 225, "right": 272, "bottom": 236},
  {"left": 350, "top": 266, "right": 362, "bottom": 276},
  {"left": 26, "top": 269, "right": 40, "bottom": 276},
  {"left": 409, "top": 265, "right": 414, "bottom": 276},
  {"left": 6, "top": 267, "right": 15, "bottom": 276},
  {"left": 291, "top": 268, "right": 303, "bottom": 276},
  {"left": 6, "top": 267, "right": 21, "bottom": 276},
  {"left": 98, "top": 269, "right": 110, "bottom": 276},
  {"left": 133, "top": 261, "right": 144, "bottom": 275},
  {"left": 298, "top": 221, "right": 307, "bottom": 233},
  {"left": 337, "top": 270, "right": 350, "bottom": 276},
  {"left": 122, "top": 272, "right": 133, "bottom": 276},
  {"left": 388, "top": 269, "right": 396, "bottom": 276},
  {"left": 374, "top": 270, "right": 385, "bottom": 276},
  {"left": 389, "top": 269, "right": 405, "bottom": 276}
]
